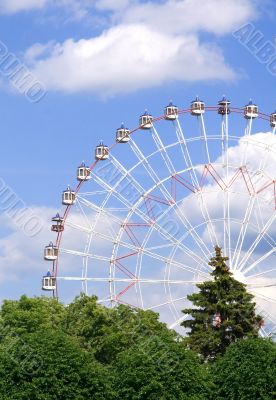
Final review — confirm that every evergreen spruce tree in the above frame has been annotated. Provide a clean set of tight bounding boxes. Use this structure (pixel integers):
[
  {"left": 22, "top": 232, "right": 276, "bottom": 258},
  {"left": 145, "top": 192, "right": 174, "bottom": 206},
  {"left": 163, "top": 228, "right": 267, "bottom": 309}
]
[{"left": 182, "top": 246, "right": 262, "bottom": 361}]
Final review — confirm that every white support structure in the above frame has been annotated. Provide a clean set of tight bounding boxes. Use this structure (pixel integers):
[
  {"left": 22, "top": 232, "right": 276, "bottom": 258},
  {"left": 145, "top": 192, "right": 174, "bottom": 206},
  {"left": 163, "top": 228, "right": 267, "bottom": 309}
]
[{"left": 52, "top": 103, "right": 276, "bottom": 334}]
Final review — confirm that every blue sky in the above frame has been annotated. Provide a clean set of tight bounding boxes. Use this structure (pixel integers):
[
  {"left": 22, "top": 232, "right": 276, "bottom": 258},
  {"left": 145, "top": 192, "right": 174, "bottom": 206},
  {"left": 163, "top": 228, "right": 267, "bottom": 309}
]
[{"left": 0, "top": 0, "right": 276, "bottom": 313}]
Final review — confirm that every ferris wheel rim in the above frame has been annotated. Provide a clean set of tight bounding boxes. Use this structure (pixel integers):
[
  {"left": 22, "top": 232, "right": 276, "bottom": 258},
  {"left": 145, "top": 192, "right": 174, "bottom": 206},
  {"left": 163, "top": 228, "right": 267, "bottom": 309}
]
[
  {"left": 54, "top": 104, "right": 274, "bottom": 272},
  {"left": 47, "top": 102, "right": 276, "bottom": 334}
]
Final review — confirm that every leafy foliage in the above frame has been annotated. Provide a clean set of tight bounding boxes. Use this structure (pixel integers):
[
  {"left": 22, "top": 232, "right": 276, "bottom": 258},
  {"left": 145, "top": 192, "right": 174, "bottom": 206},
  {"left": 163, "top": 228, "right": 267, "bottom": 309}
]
[
  {"left": 212, "top": 338, "right": 276, "bottom": 399},
  {"left": 0, "top": 294, "right": 212, "bottom": 399},
  {"left": 0, "top": 295, "right": 65, "bottom": 335},
  {"left": 0, "top": 291, "right": 273, "bottom": 399},
  {"left": 182, "top": 246, "right": 262, "bottom": 360},
  {"left": 0, "top": 328, "right": 114, "bottom": 400},
  {"left": 63, "top": 294, "right": 176, "bottom": 364},
  {"left": 114, "top": 335, "right": 213, "bottom": 400}
]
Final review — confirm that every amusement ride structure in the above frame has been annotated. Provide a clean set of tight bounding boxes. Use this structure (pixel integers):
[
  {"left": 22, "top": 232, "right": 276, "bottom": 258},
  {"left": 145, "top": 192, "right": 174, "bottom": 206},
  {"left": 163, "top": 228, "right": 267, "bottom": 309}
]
[{"left": 43, "top": 97, "right": 276, "bottom": 336}]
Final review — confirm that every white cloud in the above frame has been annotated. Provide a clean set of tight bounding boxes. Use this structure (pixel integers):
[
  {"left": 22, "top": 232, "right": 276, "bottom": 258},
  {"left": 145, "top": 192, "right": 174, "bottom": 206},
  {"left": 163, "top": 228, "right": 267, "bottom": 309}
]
[
  {"left": 0, "top": 206, "right": 55, "bottom": 285},
  {"left": 120, "top": 0, "right": 257, "bottom": 36},
  {"left": 0, "top": 0, "right": 47, "bottom": 13},
  {"left": 21, "top": 0, "right": 260, "bottom": 96},
  {"left": 27, "top": 24, "right": 236, "bottom": 96},
  {"left": 95, "top": 0, "right": 131, "bottom": 11},
  {"left": 1, "top": 0, "right": 261, "bottom": 95}
]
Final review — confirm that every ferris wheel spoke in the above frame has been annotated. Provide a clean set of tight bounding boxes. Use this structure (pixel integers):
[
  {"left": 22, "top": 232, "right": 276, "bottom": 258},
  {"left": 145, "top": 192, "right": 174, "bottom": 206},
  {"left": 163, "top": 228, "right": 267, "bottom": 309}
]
[
  {"left": 221, "top": 113, "right": 232, "bottom": 261},
  {"left": 199, "top": 114, "right": 211, "bottom": 164},
  {"left": 247, "top": 282, "right": 276, "bottom": 288},
  {"left": 106, "top": 154, "right": 208, "bottom": 257},
  {"left": 254, "top": 196, "right": 265, "bottom": 232},
  {"left": 66, "top": 219, "right": 134, "bottom": 251},
  {"left": 138, "top": 245, "right": 209, "bottom": 277},
  {"left": 195, "top": 190, "right": 219, "bottom": 248},
  {"left": 130, "top": 135, "right": 217, "bottom": 253},
  {"left": 128, "top": 138, "right": 173, "bottom": 202},
  {"left": 186, "top": 113, "right": 219, "bottom": 247},
  {"left": 74, "top": 198, "right": 94, "bottom": 230},
  {"left": 64, "top": 215, "right": 207, "bottom": 277},
  {"left": 258, "top": 145, "right": 273, "bottom": 174},
  {"left": 164, "top": 220, "right": 215, "bottom": 275},
  {"left": 239, "top": 212, "right": 276, "bottom": 271},
  {"left": 247, "top": 267, "right": 276, "bottom": 279},
  {"left": 151, "top": 126, "right": 175, "bottom": 173},
  {"left": 256, "top": 309, "right": 276, "bottom": 337},
  {"left": 109, "top": 154, "right": 145, "bottom": 194},
  {"left": 102, "top": 136, "right": 210, "bottom": 263},
  {"left": 232, "top": 196, "right": 256, "bottom": 270},
  {"left": 58, "top": 277, "right": 203, "bottom": 284},
  {"left": 60, "top": 248, "right": 110, "bottom": 262},
  {"left": 249, "top": 289, "right": 276, "bottom": 304},
  {"left": 92, "top": 172, "right": 139, "bottom": 209},
  {"left": 77, "top": 196, "right": 123, "bottom": 233},
  {"left": 172, "top": 205, "right": 212, "bottom": 259},
  {"left": 147, "top": 296, "right": 188, "bottom": 311},
  {"left": 169, "top": 314, "right": 190, "bottom": 329},
  {"left": 241, "top": 120, "right": 254, "bottom": 166},
  {"left": 245, "top": 118, "right": 253, "bottom": 137},
  {"left": 243, "top": 248, "right": 276, "bottom": 276},
  {"left": 174, "top": 118, "right": 199, "bottom": 187},
  {"left": 92, "top": 156, "right": 207, "bottom": 268},
  {"left": 134, "top": 155, "right": 210, "bottom": 259},
  {"left": 150, "top": 125, "right": 211, "bottom": 260}
]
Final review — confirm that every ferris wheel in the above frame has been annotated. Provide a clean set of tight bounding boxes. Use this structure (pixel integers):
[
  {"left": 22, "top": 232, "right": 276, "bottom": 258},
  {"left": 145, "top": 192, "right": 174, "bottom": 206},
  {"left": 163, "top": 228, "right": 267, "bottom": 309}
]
[{"left": 43, "top": 96, "right": 276, "bottom": 337}]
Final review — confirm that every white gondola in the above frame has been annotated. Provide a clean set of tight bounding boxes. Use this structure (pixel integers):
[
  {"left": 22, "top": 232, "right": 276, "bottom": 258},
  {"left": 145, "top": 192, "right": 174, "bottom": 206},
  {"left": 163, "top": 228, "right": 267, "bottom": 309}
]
[
  {"left": 95, "top": 142, "right": 109, "bottom": 160},
  {"left": 51, "top": 213, "right": 64, "bottom": 233},
  {"left": 244, "top": 100, "right": 258, "bottom": 119},
  {"left": 77, "top": 162, "right": 91, "bottom": 181},
  {"left": 218, "top": 96, "right": 231, "bottom": 115},
  {"left": 42, "top": 271, "right": 56, "bottom": 291},
  {"left": 44, "top": 242, "right": 58, "bottom": 261},
  {"left": 270, "top": 111, "right": 276, "bottom": 128},
  {"left": 164, "top": 101, "right": 178, "bottom": 120},
  {"left": 139, "top": 110, "right": 153, "bottom": 129},
  {"left": 191, "top": 96, "right": 205, "bottom": 116},
  {"left": 116, "top": 124, "right": 130, "bottom": 143},
  {"left": 62, "top": 186, "right": 76, "bottom": 205}
]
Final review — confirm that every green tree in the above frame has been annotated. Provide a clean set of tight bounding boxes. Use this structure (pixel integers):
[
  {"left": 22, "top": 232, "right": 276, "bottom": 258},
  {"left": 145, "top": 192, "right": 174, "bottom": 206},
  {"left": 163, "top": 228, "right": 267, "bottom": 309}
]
[
  {"left": 213, "top": 338, "right": 276, "bottom": 400},
  {"left": 114, "top": 335, "right": 213, "bottom": 400},
  {"left": 0, "top": 295, "right": 65, "bottom": 335},
  {"left": 182, "top": 246, "right": 262, "bottom": 360},
  {"left": 63, "top": 294, "right": 176, "bottom": 364},
  {"left": 0, "top": 328, "right": 115, "bottom": 400}
]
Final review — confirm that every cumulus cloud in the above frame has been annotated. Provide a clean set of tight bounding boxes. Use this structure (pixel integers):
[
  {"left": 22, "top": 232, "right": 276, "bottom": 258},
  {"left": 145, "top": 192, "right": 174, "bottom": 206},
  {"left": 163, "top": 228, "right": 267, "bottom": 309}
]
[
  {"left": 0, "top": 206, "right": 55, "bottom": 304},
  {"left": 120, "top": 0, "right": 257, "bottom": 36},
  {"left": 1, "top": 0, "right": 261, "bottom": 96},
  {"left": 27, "top": 24, "right": 236, "bottom": 96}
]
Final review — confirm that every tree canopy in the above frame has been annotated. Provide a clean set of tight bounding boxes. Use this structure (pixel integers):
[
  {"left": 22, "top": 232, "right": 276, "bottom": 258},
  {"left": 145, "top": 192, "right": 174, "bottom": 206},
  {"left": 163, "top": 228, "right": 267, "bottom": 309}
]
[
  {"left": 0, "top": 294, "right": 212, "bottom": 399},
  {"left": 213, "top": 338, "right": 276, "bottom": 400},
  {"left": 0, "top": 278, "right": 273, "bottom": 399}
]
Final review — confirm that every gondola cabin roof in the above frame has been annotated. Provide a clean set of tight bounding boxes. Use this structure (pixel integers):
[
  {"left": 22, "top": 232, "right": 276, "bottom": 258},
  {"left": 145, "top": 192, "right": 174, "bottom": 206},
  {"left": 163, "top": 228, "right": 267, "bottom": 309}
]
[
  {"left": 140, "top": 110, "right": 152, "bottom": 118},
  {"left": 218, "top": 96, "right": 231, "bottom": 105},
  {"left": 245, "top": 99, "right": 257, "bottom": 108},
  {"left": 52, "top": 213, "right": 63, "bottom": 222},
  {"left": 63, "top": 186, "right": 75, "bottom": 193},
  {"left": 117, "top": 123, "right": 129, "bottom": 131},
  {"left": 191, "top": 96, "right": 204, "bottom": 104}
]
